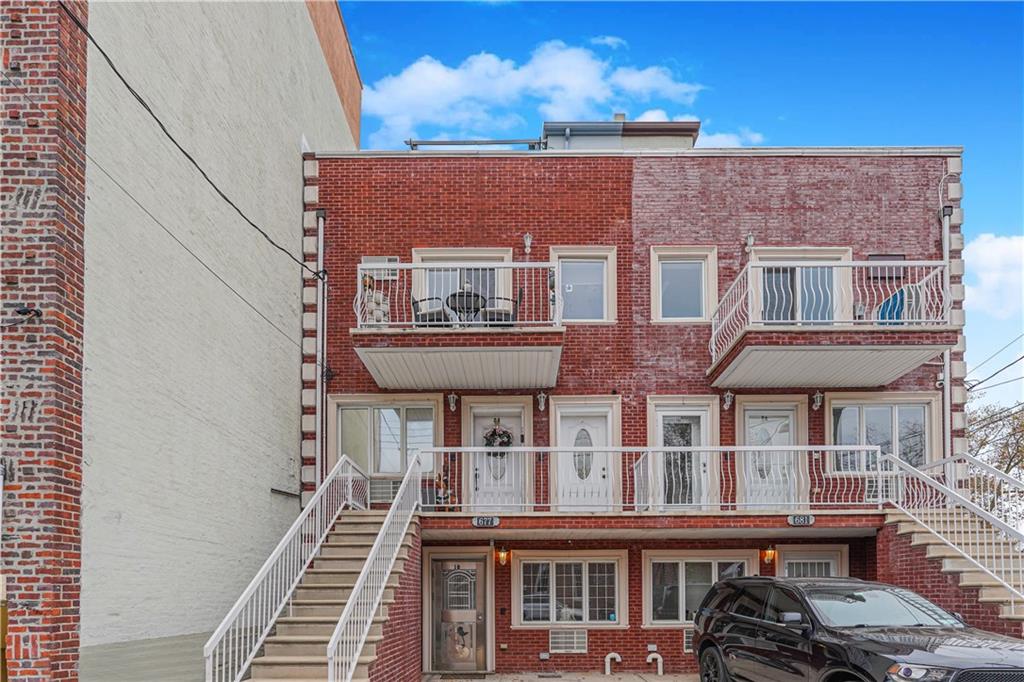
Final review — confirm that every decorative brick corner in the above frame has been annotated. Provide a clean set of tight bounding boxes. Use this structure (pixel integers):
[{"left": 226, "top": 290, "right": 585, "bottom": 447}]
[
  {"left": 299, "top": 153, "right": 321, "bottom": 505},
  {"left": 1, "top": 1, "right": 90, "bottom": 679}
]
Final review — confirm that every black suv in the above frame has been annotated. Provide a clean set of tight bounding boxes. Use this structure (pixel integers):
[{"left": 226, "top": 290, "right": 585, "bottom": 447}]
[{"left": 693, "top": 576, "right": 1024, "bottom": 681}]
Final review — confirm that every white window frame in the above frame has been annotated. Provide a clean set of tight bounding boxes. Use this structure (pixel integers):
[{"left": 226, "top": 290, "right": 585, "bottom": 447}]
[
  {"left": 824, "top": 391, "right": 941, "bottom": 474},
  {"left": 512, "top": 549, "right": 628, "bottom": 628},
  {"left": 642, "top": 549, "right": 760, "bottom": 628},
  {"left": 411, "top": 248, "right": 514, "bottom": 312},
  {"left": 551, "top": 246, "right": 617, "bottom": 323},
  {"left": 326, "top": 393, "right": 444, "bottom": 477},
  {"left": 776, "top": 544, "right": 849, "bottom": 578},
  {"left": 750, "top": 246, "right": 853, "bottom": 324},
  {"left": 650, "top": 246, "right": 718, "bottom": 323}
]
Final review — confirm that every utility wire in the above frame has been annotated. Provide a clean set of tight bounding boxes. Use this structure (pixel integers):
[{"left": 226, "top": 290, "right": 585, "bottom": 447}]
[
  {"left": 2, "top": 72, "right": 323, "bottom": 369},
  {"left": 0, "top": 308, "right": 42, "bottom": 329},
  {"left": 966, "top": 402, "right": 1024, "bottom": 433},
  {"left": 56, "top": 0, "right": 323, "bottom": 282},
  {"left": 968, "top": 355, "right": 1024, "bottom": 391},
  {"left": 966, "top": 333, "right": 1024, "bottom": 378},
  {"left": 970, "top": 375, "right": 1024, "bottom": 393}
]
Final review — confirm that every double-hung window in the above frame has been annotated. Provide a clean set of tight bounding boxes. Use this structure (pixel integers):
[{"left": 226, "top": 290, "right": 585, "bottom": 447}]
[
  {"left": 650, "top": 247, "right": 717, "bottom": 322},
  {"left": 337, "top": 403, "right": 436, "bottom": 475},
  {"left": 831, "top": 401, "right": 929, "bottom": 472},
  {"left": 646, "top": 552, "right": 755, "bottom": 625},
  {"left": 518, "top": 556, "right": 622, "bottom": 626},
  {"left": 552, "top": 247, "right": 617, "bottom": 322}
]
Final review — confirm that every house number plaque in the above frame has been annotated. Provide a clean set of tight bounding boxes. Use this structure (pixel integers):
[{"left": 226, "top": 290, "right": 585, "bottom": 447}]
[
  {"left": 787, "top": 514, "right": 815, "bottom": 527},
  {"left": 471, "top": 516, "right": 500, "bottom": 528}
]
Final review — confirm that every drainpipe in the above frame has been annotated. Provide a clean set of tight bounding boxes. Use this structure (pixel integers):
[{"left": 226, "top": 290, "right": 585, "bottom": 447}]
[
  {"left": 941, "top": 205, "right": 954, "bottom": 474},
  {"left": 604, "top": 652, "right": 621, "bottom": 675},
  {"left": 314, "top": 209, "right": 327, "bottom": 485},
  {"left": 646, "top": 652, "right": 664, "bottom": 676}
]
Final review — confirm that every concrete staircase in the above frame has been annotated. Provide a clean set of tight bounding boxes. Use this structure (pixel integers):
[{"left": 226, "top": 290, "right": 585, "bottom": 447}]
[
  {"left": 247, "top": 510, "right": 417, "bottom": 682},
  {"left": 885, "top": 510, "right": 1024, "bottom": 625}
]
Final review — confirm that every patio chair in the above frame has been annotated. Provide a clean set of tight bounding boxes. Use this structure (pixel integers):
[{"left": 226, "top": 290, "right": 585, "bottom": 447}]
[
  {"left": 480, "top": 287, "right": 523, "bottom": 327},
  {"left": 411, "top": 294, "right": 451, "bottom": 327}
]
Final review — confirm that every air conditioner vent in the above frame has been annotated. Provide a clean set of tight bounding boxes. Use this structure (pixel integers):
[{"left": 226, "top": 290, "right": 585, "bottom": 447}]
[
  {"left": 549, "top": 629, "right": 587, "bottom": 654},
  {"left": 683, "top": 628, "right": 695, "bottom": 653}
]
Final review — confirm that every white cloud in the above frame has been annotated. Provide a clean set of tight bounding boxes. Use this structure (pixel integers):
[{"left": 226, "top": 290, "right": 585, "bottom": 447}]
[
  {"left": 363, "top": 40, "right": 703, "bottom": 148},
  {"left": 695, "top": 126, "right": 765, "bottom": 148},
  {"left": 635, "top": 109, "right": 669, "bottom": 122},
  {"left": 964, "top": 233, "right": 1024, "bottom": 320},
  {"left": 590, "top": 35, "right": 628, "bottom": 50}
]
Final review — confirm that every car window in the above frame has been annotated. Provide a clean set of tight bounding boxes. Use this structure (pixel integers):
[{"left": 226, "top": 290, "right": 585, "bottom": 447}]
[
  {"left": 731, "top": 585, "right": 770, "bottom": 619},
  {"left": 805, "top": 586, "right": 963, "bottom": 628},
  {"left": 765, "top": 588, "right": 809, "bottom": 624},
  {"left": 700, "top": 584, "right": 736, "bottom": 614}
]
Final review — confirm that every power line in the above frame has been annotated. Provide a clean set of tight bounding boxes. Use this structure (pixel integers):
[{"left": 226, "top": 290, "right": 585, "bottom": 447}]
[
  {"left": 966, "top": 333, "right": 1024, "bottom": 378},
  {"left": 2, "top": 72, "right": 324, "bottom": 370},
  {"left": 970, "top": 375, "right": 1024, "bottom": 393},
  {"left": 967, "top": 403, "right": 1024, "bottom": 433},
  {"left": 56, "top": 0, "right": 323, "bottom": 282},
  {"left": 0, "top": 308, "right": 42, "bottom": 329},
  {"left": 968, "top": 355, "right": 1024, "bottom": 391}
]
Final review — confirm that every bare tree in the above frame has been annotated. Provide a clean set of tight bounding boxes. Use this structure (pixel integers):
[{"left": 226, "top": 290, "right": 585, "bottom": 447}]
[{"left": 966, "top": 398, "right": 1024, "bottom": 478}]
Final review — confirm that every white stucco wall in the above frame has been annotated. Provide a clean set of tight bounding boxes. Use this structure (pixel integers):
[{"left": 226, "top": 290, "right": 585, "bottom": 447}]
[{"left": 80, "top": 0, "right": 355, "bottom": 653}]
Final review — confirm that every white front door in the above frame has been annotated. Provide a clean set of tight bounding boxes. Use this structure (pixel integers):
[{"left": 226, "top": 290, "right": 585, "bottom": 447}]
[
  {"left": 655, "top": 410, "right": 710, "bottom": 508},
  {"left": 557, "top": 411, "right": 612, "bottom": 511},
  {"left": 743, "top": 408, "right": 799, "bottom": 508},
  {"left": 471, "top": 410, "right": 525, "bottom": 511}
]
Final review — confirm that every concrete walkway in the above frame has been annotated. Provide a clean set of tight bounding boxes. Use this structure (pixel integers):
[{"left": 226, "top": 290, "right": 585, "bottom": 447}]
[{"left": 424, "top": 674, "right": 699, "bottom": 681}]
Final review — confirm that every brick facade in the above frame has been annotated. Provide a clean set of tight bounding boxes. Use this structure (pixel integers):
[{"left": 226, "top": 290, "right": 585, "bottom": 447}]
[
  {"left": 1, "top": 1, "right": 89, "bottom": 678},
  {"left": 369, "top": 526, "right": 423, "bottom": 682},
  {"left": 308, "top": 151, "right": 977, "bottom": 674}
]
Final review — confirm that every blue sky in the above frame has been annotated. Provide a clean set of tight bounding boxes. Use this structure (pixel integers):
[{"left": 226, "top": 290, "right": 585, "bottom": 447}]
[{"left": 340, "top": 1, "right": 1024, "bottom": 406}]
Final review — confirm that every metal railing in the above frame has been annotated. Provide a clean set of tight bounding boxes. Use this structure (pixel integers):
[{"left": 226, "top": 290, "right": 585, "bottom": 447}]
[
  {"left": 204, "top": 457, "right": 368, "bottom": 682},
  {"left": 418, "top": 446, "right": 888, "bottom": 513},
  {"left": 710, "top": 260, "right": 950, "bottom": 362},
  {"left": 919, "top": 453, "right": 1024, "bottom": 535},
  {"left": 327, "top": 454, "right": 421, "bottom": 682},
  {"left": 355, "top": 261, "right": 561, "bottom": 329},
  {"left": 889, "top": 455, "right": 1024, "bottom": 617}
]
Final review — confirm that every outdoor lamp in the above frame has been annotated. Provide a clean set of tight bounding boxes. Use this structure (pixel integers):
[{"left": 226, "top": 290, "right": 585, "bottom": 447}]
[
  {"left": 762, "top": 546, "right": 777, "bottom": 564},
  {"left": 496, "top": 547, "right": 510, "bottom": 566}
]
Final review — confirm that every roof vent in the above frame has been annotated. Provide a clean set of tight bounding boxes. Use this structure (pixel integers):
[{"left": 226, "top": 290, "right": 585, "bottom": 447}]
[{"left": 613, "top": 112, "right": 626, "bottom": 122}]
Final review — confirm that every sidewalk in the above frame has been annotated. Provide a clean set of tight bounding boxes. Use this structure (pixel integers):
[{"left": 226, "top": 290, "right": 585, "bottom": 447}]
[{"left": 423, "top": 674, "right": 699, "bottom": 681}]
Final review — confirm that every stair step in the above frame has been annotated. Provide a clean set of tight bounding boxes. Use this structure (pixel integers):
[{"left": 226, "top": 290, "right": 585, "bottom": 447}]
[
  {"left": 264, "top": 634, "right": 383, "bottom": 657},
  {"left": 302, "top": 562, "right": 405, "bottom": 585},
  {"left": 250, "top": 655, "right": 373, "bottom": 679},
  {"left": 276, "top": 613, "right": 388, "bottom": 637},
  {"left": 290, "top": 592, "right": 395, "bottom": 616}
]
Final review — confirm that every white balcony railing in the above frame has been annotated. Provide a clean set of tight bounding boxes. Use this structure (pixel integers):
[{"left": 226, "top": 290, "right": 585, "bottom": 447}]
[
  {"left": 355, "top": 261, "right": 561, "bottom": 329},
  {"left": 418, "top": 446, "right": 888, "bottom": 513},
  {"left": 710, "top": 260, "right": 950, "bottom": 362}
]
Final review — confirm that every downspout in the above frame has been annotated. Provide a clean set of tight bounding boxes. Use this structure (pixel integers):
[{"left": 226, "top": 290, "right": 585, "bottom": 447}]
[
  {"left": 941, "top": 205, "right": 953, "bottom": 463},
  {"left": 315, "top": 209, "right": 327, "bottom": 485}
]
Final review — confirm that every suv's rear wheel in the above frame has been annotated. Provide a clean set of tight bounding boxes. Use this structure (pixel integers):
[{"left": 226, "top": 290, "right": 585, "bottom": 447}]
[{"left": 700, "top": 646, "right": 728, "bottom": 682}]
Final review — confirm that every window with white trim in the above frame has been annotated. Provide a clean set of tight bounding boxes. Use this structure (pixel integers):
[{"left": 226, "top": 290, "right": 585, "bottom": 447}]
[
  {"left": 649, "top": 558, "right": 748, "bottom": 624},
  {"left": 337, "top": 404, "right": 435, "bottom": 474},
  {"left": 553, "top": 247, "right": 616, "bottom": 322},
  {"left": 777, "top": 547, "right": 847, "bottom": 578},
  {"left": 831, "top": 402, "right": 928, "bottom": 471},
  {"left": 520, "top": 559, "right": 620, "bottom": 625},
  {"left": 651, "top": 247, "right": 717, "bottom": 322}
]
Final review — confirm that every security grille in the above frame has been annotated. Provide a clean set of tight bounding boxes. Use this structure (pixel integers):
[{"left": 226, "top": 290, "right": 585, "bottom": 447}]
[{"left": 549, "top": 629, "right": 587, "bottom": 654}]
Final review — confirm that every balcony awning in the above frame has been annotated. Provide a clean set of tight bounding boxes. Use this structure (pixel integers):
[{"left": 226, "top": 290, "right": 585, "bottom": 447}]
[{"left": 354, "top": 345, "right": 562, "bottom": 390}]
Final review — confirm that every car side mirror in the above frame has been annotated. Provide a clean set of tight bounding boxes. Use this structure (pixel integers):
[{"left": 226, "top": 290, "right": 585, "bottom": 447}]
[{"left": 779, "top": 612, "right": 811, "bottom": 631}]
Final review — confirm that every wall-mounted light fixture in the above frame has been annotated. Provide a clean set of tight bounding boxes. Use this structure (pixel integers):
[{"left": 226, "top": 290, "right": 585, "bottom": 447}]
[
  {"left": 812, "top": 391, "right": 824, "bottom": 411},
  {"left": 762, "top": 546, "right": 777, "bottom": 564},
  {"left": 523, "top": 232, "right": 533, "bottom": 255},
  {"left": 496, "top": 547, "right": 510, "bottom": 566},
  {"left": 447, "top": 393, "right": 458, "bottom": 412},
  {"left": 744, "top": 233, "right": 756, "bottom": 254},
  {"left": 722, "top": 391, "right": 735, "bottom": 411},
  {"left": 536, "top": 391, "right": 548, "bottom": 412}
]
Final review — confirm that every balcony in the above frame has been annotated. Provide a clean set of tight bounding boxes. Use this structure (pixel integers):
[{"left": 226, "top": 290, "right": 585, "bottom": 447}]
[
  {"left": 351, "top": 261, "right": 564, "bottom": 389},
  {"left": 418, "top": 445, "right": 889, "bottom": 516},
  {"left": 708, "top": 261, "right": 956, "bottom": 388}
]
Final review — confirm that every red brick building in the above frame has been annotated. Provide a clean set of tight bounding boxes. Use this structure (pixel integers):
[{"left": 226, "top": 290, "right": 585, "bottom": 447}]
[{"left": 266, "top": 121, "right": 1023, "bottom": 679}]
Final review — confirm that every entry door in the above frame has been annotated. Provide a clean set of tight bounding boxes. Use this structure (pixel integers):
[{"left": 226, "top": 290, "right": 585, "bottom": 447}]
[
  {"left": 470, "top": 410, "right": 525, "bottom": 511},
  {"left": 744, "top": 409, "right": 798, "bottom": 508},
  {"left": 655, "top": 410, "right": 710, "bottom": 508},
  {"left": 431, "top": 559, "right": 487, "bottom": 672},
  {"left": 557, "top": 411, "right": 612, "bottom": 511}
]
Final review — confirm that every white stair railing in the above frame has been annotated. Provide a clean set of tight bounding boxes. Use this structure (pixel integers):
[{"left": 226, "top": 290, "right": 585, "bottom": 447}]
[
  {"left": 887, "top": 454, "right": 1024, "bottom": 616},
  {"left": 327, "top": 454, "right": 421, "bottom": 682},
  {"left": 204, "top": 457, "right": 369, "bottom": 682},
  {"left": 919, "top": 452, "right": 1024, "bottom": 535}
]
